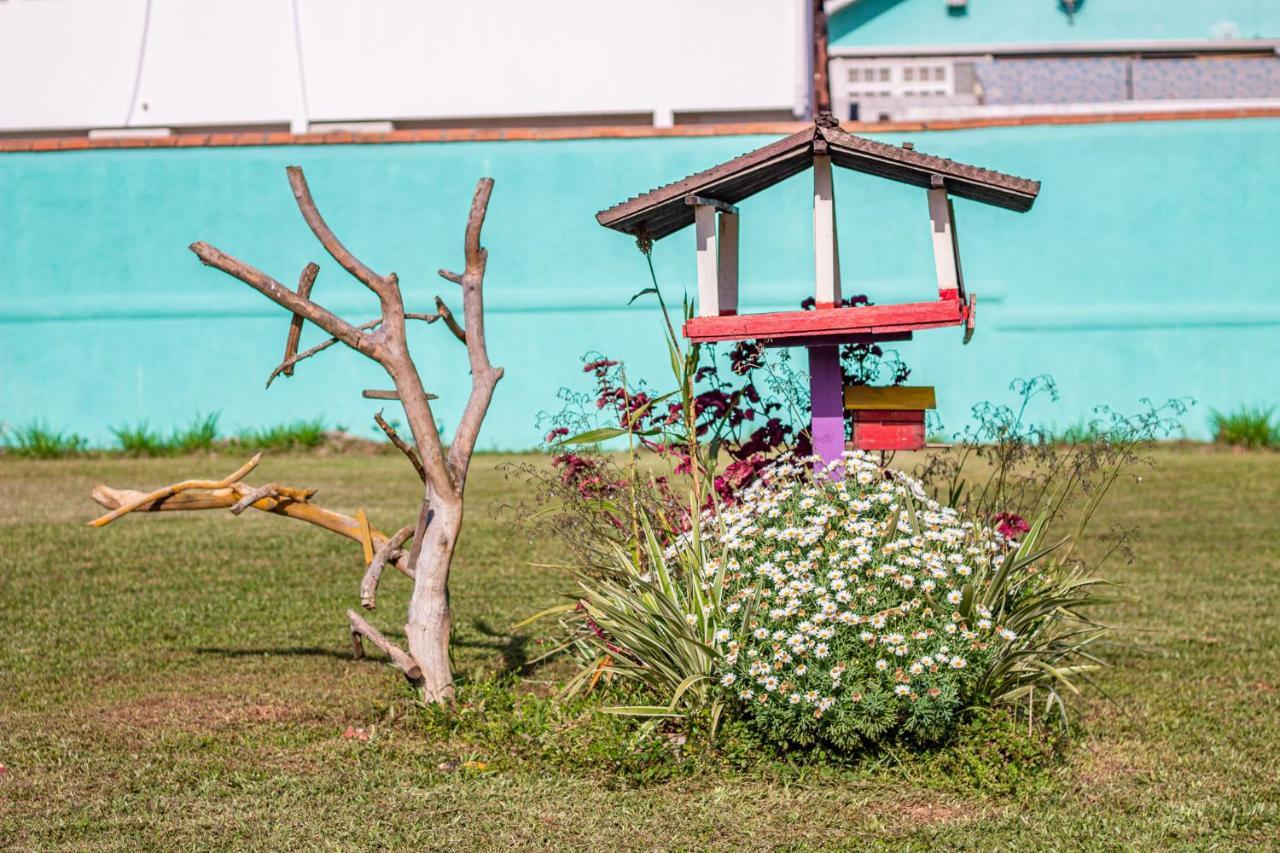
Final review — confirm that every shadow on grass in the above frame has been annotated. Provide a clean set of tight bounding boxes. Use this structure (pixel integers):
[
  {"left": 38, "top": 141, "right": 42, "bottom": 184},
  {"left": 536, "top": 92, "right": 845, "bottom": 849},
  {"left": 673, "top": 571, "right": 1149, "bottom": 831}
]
[
  {"left": 455, "top": 619, "right": 534, "bottom": 673},
  {"left": 194, "top": 645, "right": 354, "bottom": 661}
]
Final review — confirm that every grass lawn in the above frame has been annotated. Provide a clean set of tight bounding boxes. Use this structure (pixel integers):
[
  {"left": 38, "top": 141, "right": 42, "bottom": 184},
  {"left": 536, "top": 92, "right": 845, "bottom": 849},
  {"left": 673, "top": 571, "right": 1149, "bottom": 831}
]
[{"left": 1, "top": 449, "right": 1278, "bottom": 849}]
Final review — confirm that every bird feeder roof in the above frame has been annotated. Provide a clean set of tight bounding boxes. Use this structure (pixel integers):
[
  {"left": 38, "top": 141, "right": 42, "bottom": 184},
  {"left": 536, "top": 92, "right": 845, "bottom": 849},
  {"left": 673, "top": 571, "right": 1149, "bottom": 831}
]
[{"left": 596, "top": 119, "right": 1040, "bottom": 241}]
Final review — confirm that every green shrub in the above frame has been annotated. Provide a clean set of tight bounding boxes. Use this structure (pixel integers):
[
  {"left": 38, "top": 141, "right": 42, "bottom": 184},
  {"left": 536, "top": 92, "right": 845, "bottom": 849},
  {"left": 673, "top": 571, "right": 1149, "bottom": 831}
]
[
  {"left": 111, "top": 421, "right": 168, "bottom": 456},
  {"left": 1, "top": 421, "right": 89, "bottom": 458},
  {"left": 1210, "top": 405, "right": 1278, "bottom": 449},
  {"left": 112, "top": 413, "right": 222, "bottom": 456},
  {"left": 171, "top": 412, "right": 220, "bottom": 453},
  {"left": 712, "top": 452, "right": 1105, "bottom": 750},
  {"left": 551, "top": 511, "right": 727, "bottom": 731},
  {"left": 232, "top": 417, "right": 329, "bottom": 450}
]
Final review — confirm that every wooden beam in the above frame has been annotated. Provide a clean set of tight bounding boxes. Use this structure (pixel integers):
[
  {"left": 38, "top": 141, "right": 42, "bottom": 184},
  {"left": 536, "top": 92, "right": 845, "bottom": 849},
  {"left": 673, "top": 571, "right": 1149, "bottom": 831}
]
[
  {"left": 694, "top": 203, "right": 721, "bottom": 318},
  {"left": 813, "top": 154, "right": 841, "bottom": 308},
  {"left": 928, "top": 186, "right": 965, "bottom": 300},
  {"left": 684, "top": 195, "right": 739, "bottom": 215},
  {"left": 844, "top": 385, "right": 937, "bottom": 411},
  {"left": 717, "top": 210, "right": 739, "bottom": 316},
  {"left": 683, "top": 299, "right": 967, "bottom": 344}
]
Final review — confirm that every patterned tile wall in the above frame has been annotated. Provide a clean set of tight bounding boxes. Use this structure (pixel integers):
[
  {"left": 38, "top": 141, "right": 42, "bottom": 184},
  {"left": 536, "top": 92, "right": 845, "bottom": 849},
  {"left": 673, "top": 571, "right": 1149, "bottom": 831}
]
[{"left": 976, "top": 57, "right": 1280, "bottom": 104}]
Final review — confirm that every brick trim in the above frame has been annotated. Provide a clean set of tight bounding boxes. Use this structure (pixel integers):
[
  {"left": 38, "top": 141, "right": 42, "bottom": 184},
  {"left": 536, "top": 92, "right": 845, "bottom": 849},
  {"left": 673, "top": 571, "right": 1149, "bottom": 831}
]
[{"left": 2, "top": 107, "right": 1278, "bottom": 153}]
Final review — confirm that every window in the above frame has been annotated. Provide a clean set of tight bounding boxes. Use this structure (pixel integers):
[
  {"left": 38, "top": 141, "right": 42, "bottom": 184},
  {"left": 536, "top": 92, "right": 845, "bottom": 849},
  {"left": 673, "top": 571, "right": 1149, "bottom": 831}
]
[{"left": 841, "top": 60, "right": 954, "bottom": 102}]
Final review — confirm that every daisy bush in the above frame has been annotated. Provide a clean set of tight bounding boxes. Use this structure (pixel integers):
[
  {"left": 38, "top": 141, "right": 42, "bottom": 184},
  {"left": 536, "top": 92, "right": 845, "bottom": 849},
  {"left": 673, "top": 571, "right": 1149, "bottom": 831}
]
[{"left": 711, "top": 451, "right": 1019, "bottom": 749}]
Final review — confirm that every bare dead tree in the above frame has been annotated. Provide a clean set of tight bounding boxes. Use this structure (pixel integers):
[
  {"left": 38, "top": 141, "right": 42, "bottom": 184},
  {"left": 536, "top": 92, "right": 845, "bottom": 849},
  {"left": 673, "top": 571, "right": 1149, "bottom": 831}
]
[{"left": 88, "top": 167, "right": 504, "bottom": 703}]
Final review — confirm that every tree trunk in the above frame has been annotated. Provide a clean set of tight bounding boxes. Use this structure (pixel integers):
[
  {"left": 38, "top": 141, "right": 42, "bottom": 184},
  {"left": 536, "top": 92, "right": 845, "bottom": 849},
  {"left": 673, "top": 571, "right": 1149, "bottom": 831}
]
[{"left": 405, "top": 493, "right": 462, "bottom": 702}]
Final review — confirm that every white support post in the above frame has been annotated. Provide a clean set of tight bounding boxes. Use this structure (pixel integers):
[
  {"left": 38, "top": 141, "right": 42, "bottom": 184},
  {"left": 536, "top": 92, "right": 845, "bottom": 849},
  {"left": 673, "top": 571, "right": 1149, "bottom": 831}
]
[
  {"left": 694, "top": 203, "right": 721, "bottom": 318},
  {"left": 928, "top": 186, "right": 965, "bottom": 300},
  {"left": 813, "top": 154, "right": 842, "bottom": 308},
  {"left": 717, "top": 210, "right": 739, "bottom": 316}
]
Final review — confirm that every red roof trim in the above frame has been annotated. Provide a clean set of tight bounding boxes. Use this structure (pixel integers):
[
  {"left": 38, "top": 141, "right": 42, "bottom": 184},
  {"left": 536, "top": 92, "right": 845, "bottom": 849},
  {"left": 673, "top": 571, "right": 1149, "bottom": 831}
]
[{"left": 2, "top": 107, "right": 1277, "bottom": 154}]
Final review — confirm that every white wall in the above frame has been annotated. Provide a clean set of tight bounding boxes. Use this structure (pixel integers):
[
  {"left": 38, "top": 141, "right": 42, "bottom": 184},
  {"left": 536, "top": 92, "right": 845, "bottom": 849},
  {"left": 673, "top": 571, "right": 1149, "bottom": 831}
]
[
  {"left": 0, "top": 0, "right": 149, "bottom": 131},
  {"left": 0, "top": 0, "right": 807, "bottom": 133}
]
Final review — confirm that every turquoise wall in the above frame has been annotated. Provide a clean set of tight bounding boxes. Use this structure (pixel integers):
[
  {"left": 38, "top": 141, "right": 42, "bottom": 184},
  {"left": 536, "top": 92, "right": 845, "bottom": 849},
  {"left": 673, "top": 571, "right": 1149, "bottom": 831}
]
[
  {"left": 831, "top": 0, "right": 1280, "bottom": 47},
  {"left": 2, "top": 118, "right": 1279, "bottom": 448}
]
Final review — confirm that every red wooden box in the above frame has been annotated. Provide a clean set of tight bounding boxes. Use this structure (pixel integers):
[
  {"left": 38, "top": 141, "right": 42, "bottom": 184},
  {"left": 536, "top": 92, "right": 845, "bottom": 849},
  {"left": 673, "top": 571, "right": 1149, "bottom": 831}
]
[
  {"left": 844, "top": 386, "right": 935, "bottom": 452},
  {"left": 852, "top": 410, "right": 926, "bottom": 451}
]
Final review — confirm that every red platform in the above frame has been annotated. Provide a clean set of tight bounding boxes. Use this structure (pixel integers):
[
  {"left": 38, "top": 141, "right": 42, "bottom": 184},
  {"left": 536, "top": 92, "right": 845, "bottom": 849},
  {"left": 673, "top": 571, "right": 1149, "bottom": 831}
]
[{"left": 683, "top": 297, "right": 972, "bottom": 345}]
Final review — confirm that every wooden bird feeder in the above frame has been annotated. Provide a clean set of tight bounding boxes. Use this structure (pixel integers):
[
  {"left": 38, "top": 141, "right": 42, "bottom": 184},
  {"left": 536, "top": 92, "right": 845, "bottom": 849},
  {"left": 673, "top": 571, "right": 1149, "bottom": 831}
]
[{"left": 596, "top": 114, "right": 1040, "bottom": 468}]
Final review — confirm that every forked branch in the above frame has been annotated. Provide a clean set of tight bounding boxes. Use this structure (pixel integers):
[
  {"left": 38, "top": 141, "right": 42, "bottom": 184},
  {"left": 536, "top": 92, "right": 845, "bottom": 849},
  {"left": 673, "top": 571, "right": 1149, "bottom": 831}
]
[
  {"left": 446, "top": 178, "right": 505, "bottom": 481},
  {"left": 286, "top": 166, "right": 391, "bottom": 297},
  {"left": 361, "top": 526, "right": 414, "bottom": 610},
  {"left": 348, "top": 609, "right": 422, "bottom": 682}
]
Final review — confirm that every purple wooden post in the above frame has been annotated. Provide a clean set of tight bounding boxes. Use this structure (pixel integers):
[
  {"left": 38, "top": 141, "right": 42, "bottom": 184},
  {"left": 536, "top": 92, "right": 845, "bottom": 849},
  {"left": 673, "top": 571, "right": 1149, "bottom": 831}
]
[{"left": 808, "top": 344, "right": 844, "bottom": 479}]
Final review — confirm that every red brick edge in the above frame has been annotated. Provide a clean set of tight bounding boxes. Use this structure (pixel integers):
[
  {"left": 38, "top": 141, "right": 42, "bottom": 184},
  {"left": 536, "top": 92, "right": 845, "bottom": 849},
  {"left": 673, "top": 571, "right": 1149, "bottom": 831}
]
[{"left": 3, "top": 107, "right": 1278, "bottom": 153}]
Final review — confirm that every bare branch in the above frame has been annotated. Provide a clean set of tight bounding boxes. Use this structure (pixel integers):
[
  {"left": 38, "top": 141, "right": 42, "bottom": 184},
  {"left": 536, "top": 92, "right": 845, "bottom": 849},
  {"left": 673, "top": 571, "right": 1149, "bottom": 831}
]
[
  {"left": 230, "top": 483, "right": 278, "bottom": 515},
  {"left": 266, "top": 312, "right": 438, "bottom": 388},
  {"left": 437, "top": 268, "right": 463, "bottom": 285},
  {"left": 282, "top": 263, "right": 320, "bottom": 377},
  {"left": 360, "top": 526, "right": 414, "bottom": 610},
  {"left": 374, "top": 410, "right": 427, "bottom": 483},
  {"left": 434, "top": 296, "right": 467, "bottom": 344},
  {"left": 191, "top": 242, "right": 375, "bottom": 359},
  {"left": 89, "top": 453, "right": 263, "bottom": 527},
  {"left": 347, "top": 610, "right": 422, "bottom": 682},
  {"left": 446, "top": 178, "right": 505, "bottom": 479},
  {"left": 286, "top": 166, "right": 389, "bottom": 296}
]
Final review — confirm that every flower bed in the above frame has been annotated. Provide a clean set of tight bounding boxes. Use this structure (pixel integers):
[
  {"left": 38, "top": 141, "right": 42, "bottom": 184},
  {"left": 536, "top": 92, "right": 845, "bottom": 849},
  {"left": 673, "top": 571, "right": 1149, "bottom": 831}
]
[{"left": 712, "top": 452, "right": 1017, "bottom": 749}]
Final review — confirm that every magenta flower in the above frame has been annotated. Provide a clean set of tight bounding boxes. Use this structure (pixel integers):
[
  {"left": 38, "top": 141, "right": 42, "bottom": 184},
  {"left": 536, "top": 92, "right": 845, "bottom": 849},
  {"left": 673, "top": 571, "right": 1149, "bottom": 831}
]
[{"left": 992, "top": 512, "right": 1031, "bottom": 540}]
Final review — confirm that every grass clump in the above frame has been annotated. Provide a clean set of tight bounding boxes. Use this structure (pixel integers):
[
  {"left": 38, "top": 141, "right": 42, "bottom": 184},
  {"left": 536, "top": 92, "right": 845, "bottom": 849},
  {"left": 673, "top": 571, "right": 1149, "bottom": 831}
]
[
  {"left": 107, "top": 412, "right": 331, "bottom": 455},
  {"left": 1210, "top": 405, "right": 1278, "bottom": 449},
  {"left": 172, "top": 412, "right": 221, "bottom": 453},
  {"left": 231, "top": 417, "right": 330, "bottom": 451},
  {"left": 0, "top": 420, "right": 89, "bottom": 458},
  {"left": 111, "top": 421, "right": 168, "bottom": 456}
]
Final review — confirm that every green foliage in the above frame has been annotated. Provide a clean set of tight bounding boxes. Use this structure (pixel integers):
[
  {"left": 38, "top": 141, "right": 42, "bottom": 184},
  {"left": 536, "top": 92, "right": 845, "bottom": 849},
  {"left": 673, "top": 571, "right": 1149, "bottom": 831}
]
[
  {"left": 1210, "top": 405, "right": 1278, "bottom": 449},
  {"left": 561, "top": 510, "right": 727, "bottom": 732},
  {"left": 114, "top": 414, "right": 222, "bottom": 456},
  {"left": 0, "top": 420, "right": 89, "bottom": 457},
  {"left": 965, "top": 517, "right": 1110, "bottom": 728},
  {"left": 171, "top": 412, "right": 221, "bottom": 453},
  {"left": 111, "top": 421, "right": 169, "bottom": 456},
  {"left": 7, "top": 412, "right": 337, "bottom": 457},
  {"left": 232, "top": 417, "right": 330, "bottom": 451}
]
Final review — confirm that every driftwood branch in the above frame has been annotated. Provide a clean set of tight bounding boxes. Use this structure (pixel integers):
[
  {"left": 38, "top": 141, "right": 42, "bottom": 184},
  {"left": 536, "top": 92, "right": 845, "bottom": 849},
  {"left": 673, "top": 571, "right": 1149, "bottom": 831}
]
[
  {"left": 282, "top": 263, "right": 320, "bottom": 377},
  {"left": 347, "top": 610, "right": 422, "bottom": 682},
  {"left": 437, "top": 268, "right": 463, "bottom": 285},
  {"left": 90, "top": 467, "right": 414, "bottom": 578},
  {"left": 229, "top": 483, "right": 278, "bottom": 515},
  {"left": 374, "top": 410, "right": 427, "bottom": 483},
  {"left": 360, "top": 526, "right": 414, "bottom": 610},
  {"left": 89, "top": 454, "right": 263, "bottom": 528},
  {"left": 434, "top": 296, "right": 467, "bottom": 344}
]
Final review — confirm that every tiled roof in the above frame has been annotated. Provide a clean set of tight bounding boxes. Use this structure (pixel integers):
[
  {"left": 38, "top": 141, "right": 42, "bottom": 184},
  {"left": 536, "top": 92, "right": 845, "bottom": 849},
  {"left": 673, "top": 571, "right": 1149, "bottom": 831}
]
[{"left": 596, "top": 120, "right": 1041, "bottom": 240}]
